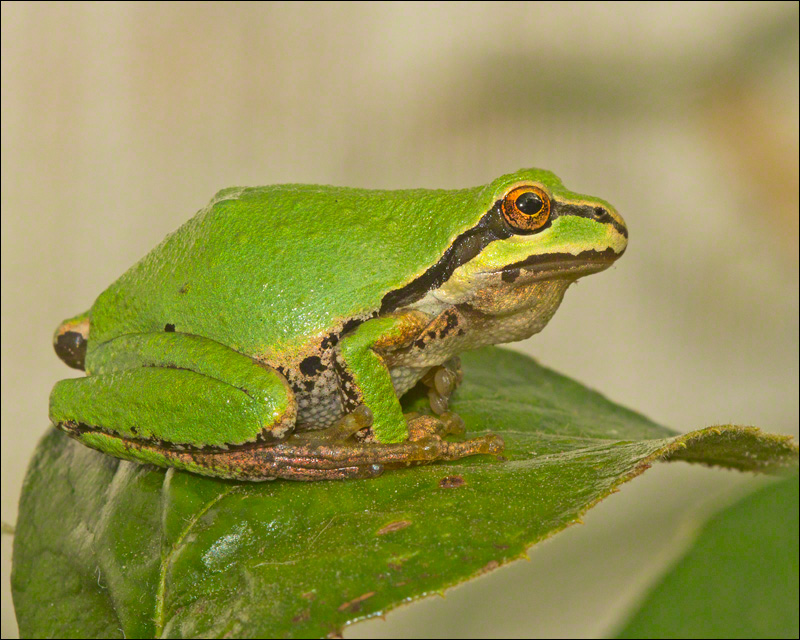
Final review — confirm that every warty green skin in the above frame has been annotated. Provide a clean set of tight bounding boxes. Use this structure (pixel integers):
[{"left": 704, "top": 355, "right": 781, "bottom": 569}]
[{"left": 49, "top": 168, "right": 628, "bottom": 481}]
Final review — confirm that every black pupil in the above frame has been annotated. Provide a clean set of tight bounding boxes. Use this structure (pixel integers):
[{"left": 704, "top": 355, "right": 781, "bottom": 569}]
[{"left": 516, "top": 191, "right": 543, "bottom": 215}]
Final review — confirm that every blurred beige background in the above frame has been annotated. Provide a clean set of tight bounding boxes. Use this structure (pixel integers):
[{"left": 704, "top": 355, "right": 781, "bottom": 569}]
[{"left": 2, "top": 2, "right": 797, "bottom": 638}]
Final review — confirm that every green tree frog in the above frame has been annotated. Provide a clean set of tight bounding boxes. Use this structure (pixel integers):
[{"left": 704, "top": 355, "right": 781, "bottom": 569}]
[{"left": 50, "top": 168, "right": 627, "bottom": 481}]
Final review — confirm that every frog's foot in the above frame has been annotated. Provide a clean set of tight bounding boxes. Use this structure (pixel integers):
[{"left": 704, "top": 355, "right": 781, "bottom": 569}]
[
  {"left": 405, "top": 411, "right": 466, "bottom": 439},
  {"left": 421, "top": 357, "right": 463, "bottom": 415},
  {"left": 185, "top": 405, "right": 503, "bottom": 481}
]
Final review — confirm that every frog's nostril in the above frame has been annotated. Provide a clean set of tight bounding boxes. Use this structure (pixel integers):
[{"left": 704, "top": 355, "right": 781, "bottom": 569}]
[{"left": 594, "top": 206, "right": 610, "bottom": 221}]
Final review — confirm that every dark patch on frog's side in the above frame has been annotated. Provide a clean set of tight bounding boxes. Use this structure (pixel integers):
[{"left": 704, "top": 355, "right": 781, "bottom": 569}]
[
  {"left": 440, "top": 310, "right": 459, "bottom": 336},
  {"left": 54, "top": 331, "right": 88, "bottom": 371},
  {"left": 502, "top": 268, "right": 521, "bottom": 283},
  {"left": 178, "top": 283, "right": 190, "bottom": 294},
  {"left": 275, "top": 364, "right": 308, "bottom": 397},
  {"left": 333, "top": 355, "right": 361, "bottom": 412},
  {"left": 341, "top": 317, "right": 363, "bottom": 335},
  {"left": 409, "top": 308, "right": 463, "bottom": 352},
  {"left": 313, "top": 311, "right": 378, "bottom": 358},
  {"left": 320, "top": 333, "right": 339, "bottom": 349},
  {"left": 299, "top": 355, "right": 325, "bottom": 376},
  {"left": 164, "top": 323, "right": 176, "bottom": 332}
]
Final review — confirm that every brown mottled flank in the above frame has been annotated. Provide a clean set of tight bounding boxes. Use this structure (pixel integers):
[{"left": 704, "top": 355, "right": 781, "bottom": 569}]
[
  {"left": 438, "top": 474, "right": 466, "bottom": 488},
  {"left": 301, "top": 591, "right": 315, "bottom": 600},
  {"left": 387, "top": 562, "right": 403, "bottom": 571},
  {"left": 337, "top": 591, "right": 375, "bottom": 612},
  {"left": 376, "top": 520, "right": 412, "bottom": 536}
]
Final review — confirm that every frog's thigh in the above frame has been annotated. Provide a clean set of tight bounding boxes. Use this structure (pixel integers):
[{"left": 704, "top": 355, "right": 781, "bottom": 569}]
[
  {"left": 337, "top": 313, "right": 429, "bottom": 444},
  {"left": 50, "top": 332, "right": 295, "bottom": 448}
]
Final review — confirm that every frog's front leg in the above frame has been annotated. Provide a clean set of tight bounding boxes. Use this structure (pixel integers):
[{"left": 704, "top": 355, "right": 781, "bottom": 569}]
[
  {"left": 49, "top": 332, "right": 297, "bottom": 479},
  {"left": 257, "top": 313, "right": 503, "bottom": 477}
]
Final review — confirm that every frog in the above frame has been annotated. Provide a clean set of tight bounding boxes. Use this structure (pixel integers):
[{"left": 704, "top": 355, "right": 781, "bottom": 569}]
[{"left": 50, "top": 168, "right": 628, "bottom": 481}]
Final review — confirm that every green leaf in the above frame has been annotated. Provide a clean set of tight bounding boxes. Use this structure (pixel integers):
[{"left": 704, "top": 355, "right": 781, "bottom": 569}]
[
  {"left": 614, "top": 472, "right": 799, "bottom": 639},
  {"left": 12, "top": 347, "right": 798, "bottom": 638}
]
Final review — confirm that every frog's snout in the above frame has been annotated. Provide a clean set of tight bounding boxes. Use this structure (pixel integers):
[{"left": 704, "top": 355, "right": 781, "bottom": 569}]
[
  {"left": 596, "top": 204, "right": 628, "bottom": 256},
  {"left": 596, "top": 205, "right": 627, "bottom": 239}
]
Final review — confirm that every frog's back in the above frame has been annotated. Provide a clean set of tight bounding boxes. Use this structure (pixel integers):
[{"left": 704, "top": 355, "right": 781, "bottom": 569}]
[{"left": 88, "top": 183, "right": 484, "bottom": 361}]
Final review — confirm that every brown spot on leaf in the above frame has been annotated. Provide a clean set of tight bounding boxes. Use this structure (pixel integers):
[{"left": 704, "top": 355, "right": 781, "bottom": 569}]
[
  {"left": 338, "top": 591, "right": 375, "bottom": 613},
  {"left": 301, "top": 591, "right": 315, "bottom": 600},
  {"left": 376, "top": 520, "right": 412, "bottom": 536},
  {"left": 439, "top": 475, "right": 466, "bottom": 488},
  {"left": 292, "top": 609, "right": 310, "bottom": 623},
  {"left": 480, "top": 560, "right": 500, "bottom": 574}
]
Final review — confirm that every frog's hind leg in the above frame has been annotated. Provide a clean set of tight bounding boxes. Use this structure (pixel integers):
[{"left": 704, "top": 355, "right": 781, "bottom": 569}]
[
  {"left": 50, "top": 332, "right": 297, "bottom": 477},
  {"left": 181, "top": 407, "right": 503, "bottom": 481}
]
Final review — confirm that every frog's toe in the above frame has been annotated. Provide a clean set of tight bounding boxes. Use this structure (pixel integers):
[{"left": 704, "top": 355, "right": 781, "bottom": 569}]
[
  {"left": 276, "top": 462, "right": 384, "bottom": 481},
  {"left": 421, "top": 359, "right": 463, "bottom": 415},
  {"left": 406, "top": 411, "right": 465, "bottom": 440},
  {"left": 313, "top": 404, "right": 374, "bottom": 441}
]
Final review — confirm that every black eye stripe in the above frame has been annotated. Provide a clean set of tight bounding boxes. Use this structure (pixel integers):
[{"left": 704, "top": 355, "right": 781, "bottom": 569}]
[
  {"left": 380, "top": 196, "right": 627, "bottom": 314},
  {"left": 380, "top": 200, "right": 512, "bottom": 313},
  {"left": 552, "top": 202, "right": 628, "bottom": 238}
]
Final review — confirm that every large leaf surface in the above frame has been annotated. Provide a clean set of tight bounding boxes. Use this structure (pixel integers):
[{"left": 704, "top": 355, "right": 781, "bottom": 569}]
[
  {"left": 614, "top": 473, "right": 799, "bottom": 639},
  {"left": 12, "top": 347, "right": 798, "bottom": 638}
]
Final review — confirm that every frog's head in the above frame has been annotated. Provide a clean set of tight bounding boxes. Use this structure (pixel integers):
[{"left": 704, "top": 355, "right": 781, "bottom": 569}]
[{"left": 415, "top": 168, "right": 628, "bottom": 316}]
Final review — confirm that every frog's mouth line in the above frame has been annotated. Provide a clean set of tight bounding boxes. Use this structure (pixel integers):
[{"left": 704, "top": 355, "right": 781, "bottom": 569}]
[{"left": 496, "top": 247, "right": 623, "bottom": 281}]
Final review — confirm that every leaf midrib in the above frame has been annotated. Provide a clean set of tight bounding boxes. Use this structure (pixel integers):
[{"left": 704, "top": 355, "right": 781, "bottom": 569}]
[{"left": 154, "top": 484, "right": 238, "bottom": 637}]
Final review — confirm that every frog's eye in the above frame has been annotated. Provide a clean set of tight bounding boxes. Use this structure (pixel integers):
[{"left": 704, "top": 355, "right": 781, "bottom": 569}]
[{"left": 501, "top": 185, "right": 551, "bottom": 234}]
